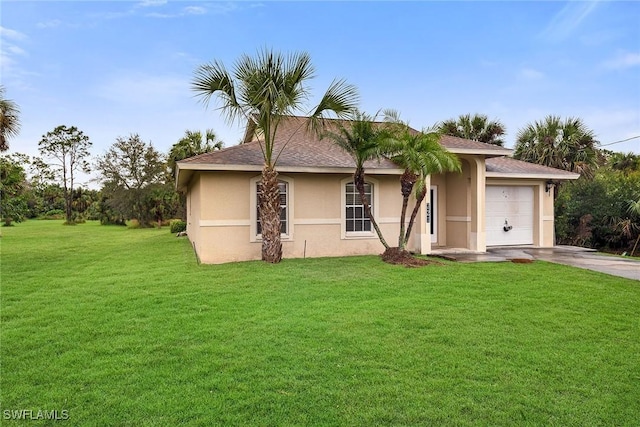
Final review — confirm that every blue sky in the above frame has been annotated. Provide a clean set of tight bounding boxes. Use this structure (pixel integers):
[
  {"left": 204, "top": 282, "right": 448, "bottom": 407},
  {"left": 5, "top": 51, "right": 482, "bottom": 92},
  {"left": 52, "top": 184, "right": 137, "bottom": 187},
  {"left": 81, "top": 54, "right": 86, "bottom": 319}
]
[{"left": 2, "top": 0, "right": 639, "bottom": 184}]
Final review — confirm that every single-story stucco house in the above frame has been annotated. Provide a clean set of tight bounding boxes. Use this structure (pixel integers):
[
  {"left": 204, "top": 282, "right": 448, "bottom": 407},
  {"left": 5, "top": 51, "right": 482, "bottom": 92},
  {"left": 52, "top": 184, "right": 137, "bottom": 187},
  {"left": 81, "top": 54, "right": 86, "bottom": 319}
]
[{"left": 176, "top": 116, "right": 579, "bottom": 264}]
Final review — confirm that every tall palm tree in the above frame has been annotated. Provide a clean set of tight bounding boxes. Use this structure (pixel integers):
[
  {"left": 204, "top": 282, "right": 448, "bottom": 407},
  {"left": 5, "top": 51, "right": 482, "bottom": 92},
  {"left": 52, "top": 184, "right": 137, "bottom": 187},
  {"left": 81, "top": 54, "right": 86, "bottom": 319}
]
[
  {"left": 438, "top": 113, "right": 506, "bottom": 146},
  {"left": 383, "top": 112, "right": 461, "bottom": 250},
  {"left": 192, "top": 49, "right": 359, "bottom": 263},
  {"left": 514, "top": 115, "right": 599, "bottom": 179},
  {"left": 324, "top": 111, "right": 392, "bottom": 250},
  {"left": 0, "top": 85, "right": 21, "bottom": 152}
]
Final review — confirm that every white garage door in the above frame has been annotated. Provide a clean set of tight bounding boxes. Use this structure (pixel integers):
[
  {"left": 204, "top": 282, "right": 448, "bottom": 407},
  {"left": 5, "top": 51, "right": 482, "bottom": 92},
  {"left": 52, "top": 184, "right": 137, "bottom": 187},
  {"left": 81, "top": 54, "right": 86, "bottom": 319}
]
[{"left": 486, "top": 186, "right": 534, "bottom": 246}]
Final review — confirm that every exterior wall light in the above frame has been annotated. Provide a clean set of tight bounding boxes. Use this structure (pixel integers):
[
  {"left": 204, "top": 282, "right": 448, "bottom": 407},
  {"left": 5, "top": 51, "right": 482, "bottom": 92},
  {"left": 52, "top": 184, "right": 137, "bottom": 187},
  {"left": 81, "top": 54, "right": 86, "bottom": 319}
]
[{"left": 545, "top": 180, "right": 554, "bottom": 193}]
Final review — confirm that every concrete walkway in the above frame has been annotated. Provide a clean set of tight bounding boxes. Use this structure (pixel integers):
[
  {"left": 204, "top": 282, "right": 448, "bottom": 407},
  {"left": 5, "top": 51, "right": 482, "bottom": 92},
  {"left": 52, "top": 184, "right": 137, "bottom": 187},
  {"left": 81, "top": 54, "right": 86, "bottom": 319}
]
[{"left": 433, "top": 246, "right": 640, "bottom": 281}]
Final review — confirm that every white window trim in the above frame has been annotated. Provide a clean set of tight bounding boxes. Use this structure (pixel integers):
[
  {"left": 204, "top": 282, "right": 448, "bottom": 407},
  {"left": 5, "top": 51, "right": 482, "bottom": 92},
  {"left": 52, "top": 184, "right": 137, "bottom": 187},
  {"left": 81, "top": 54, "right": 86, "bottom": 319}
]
[
  {"left": 341, "top": 176, "right": 379, "bottom": 240},
  {"left": 250, "top": 175, "right": 294, "bottom": 243}
]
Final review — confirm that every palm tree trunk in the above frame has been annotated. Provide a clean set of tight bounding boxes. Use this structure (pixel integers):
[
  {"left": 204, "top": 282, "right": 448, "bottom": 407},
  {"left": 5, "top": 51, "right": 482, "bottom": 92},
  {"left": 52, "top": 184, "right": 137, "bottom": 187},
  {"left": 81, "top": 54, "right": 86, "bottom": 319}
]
[
  {"left": 354, "top": 168, "right": 389, "bottom": 250},
  {"left": 260, "top": 165, "right": 282, "bottom": 263},
  {"left": 398, "top": 170, "right": 417, "bottom": 250},
  {"left": 404, "top": 186, "right": 427, "bottom": 247}
]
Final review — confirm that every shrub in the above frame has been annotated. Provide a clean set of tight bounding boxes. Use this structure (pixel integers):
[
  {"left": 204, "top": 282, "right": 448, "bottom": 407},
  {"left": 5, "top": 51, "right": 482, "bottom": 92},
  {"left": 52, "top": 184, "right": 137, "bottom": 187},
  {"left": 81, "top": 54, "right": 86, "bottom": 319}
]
[
  {"left": 127, "top": 219, "right": 141, "bottom": 229},
  {"left": 170, "top": 220, "right": 186, "bottom": 234},
  {"left": 39, "top": 209, "right": 65, "bottom": 220}
]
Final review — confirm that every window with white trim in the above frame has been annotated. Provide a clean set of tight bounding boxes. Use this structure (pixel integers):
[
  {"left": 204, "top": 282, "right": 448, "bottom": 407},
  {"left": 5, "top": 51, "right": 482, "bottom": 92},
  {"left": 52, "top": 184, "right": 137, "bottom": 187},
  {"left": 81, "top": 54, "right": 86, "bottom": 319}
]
[
  {"left": 345, "top": 182, "right": 372, "bottom": 232},
  {"left": 256, "top": 180, "right": 288, "bottom": 235}
]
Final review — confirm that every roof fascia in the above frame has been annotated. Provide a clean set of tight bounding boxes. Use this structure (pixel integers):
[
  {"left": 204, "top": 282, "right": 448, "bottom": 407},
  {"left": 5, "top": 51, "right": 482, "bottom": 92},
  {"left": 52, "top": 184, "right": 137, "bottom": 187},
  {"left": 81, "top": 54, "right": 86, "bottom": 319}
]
[
  {"left": 176, "top": 162, "right": 404, "bottom": 175},
  {"left": 449, "top": 148, "right": 513, "bottom": 157},
  {"left": 486, "top": 172, "right": 580, "bottom": 180}
]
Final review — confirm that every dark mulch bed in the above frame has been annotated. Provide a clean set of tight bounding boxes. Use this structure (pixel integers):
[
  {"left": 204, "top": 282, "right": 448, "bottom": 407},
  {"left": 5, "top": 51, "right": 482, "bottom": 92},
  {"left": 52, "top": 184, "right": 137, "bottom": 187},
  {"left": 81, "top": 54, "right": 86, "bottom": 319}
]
[
  {"left": 511, "top": 258, "right": 534, "bottom": 264},
  {"left": 381, "top": 247, "right": 441, "bottom": 267}
]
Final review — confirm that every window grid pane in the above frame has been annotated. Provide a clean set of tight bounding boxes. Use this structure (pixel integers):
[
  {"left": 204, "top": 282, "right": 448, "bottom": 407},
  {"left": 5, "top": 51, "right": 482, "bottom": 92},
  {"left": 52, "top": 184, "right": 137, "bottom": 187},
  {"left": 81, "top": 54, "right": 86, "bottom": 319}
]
[{"left": 345, "top": 182, "right": 372, "bottom": 232}]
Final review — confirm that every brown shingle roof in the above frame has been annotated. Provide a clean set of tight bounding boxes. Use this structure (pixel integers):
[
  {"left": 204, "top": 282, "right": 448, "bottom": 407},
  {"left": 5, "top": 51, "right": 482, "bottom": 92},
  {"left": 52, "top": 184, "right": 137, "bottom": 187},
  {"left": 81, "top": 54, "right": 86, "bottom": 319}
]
[
  {"left": 180, "top": 116, "right": 512, "bottom": 169},
  {"left": 180, "top": 116, "right": 399, "bottom": 170},
  {"left": 176, "top": 116, "right": 577, "bottom": 189},
  {"left": 439, "top": 134, "right": 512, "bottom": 155},
  {"left": 486, "top": 156, "right": 580, "bottom": 179}
]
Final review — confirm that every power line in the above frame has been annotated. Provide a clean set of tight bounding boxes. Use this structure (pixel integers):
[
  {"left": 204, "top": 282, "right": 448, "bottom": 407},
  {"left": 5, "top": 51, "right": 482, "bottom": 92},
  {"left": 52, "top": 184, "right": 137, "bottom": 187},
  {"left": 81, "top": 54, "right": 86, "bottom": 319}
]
[{"left": 601, "top": 135, "right": 640, "bottom": 147}]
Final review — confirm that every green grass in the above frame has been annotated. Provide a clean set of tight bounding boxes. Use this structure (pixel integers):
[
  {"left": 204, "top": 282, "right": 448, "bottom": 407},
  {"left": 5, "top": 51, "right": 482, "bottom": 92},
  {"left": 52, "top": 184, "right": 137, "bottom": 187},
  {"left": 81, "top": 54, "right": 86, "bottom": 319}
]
[{"left": 1, "top": 221, "right": 639, "bottom": 426}]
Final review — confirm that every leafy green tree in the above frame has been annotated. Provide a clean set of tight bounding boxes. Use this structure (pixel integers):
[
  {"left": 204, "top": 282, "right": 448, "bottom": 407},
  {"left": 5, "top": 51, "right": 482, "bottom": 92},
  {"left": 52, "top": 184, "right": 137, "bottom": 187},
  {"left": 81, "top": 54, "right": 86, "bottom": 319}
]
[
  {"left": 555, "top": 169, "right": 640, "bottom": 252},
  {"left": 324, "top": 111, "right": 392, "bottom": 250},
  {"left": 383, "top": 112, "right": 461, "bottom": 251},
  {"left": 0, "top": 86, "right": 21, "bottom": 152},
  {"left": 514, "top": 116, "right": 599, "bottom": 180},
  {"left": 38, "top": 125, "right": 92, "bottom": 224},
  {"left": 92, "top": 192, "right": 126, "bottom": 226},
  {"left": 0, "top": 154, "right": 28, "bottom": 225},
  {"left": 96, "top": 134, "right": 167, "bottom": 227},
  {"left": 628, "top": 196, "right": 640, "bottom": 256},
  {"left": 144, "top": 184, "right": 181, "bottom": 225},
  {"left": 437, "top": 113, "right": 506, "bottom": 146},
  {"left": 192, "top": 49, "right": 359, "bottom": 263}
]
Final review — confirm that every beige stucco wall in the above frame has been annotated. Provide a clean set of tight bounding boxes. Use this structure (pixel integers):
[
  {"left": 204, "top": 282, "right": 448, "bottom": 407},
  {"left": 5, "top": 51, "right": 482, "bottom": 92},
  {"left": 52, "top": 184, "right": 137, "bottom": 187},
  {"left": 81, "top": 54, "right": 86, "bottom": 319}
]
[
  {"left": 443, "top": 159, "right": 472, "bottom": 249},
  {"left": 186, "top": 173, "right": 202, "bottom": 261},
  {"left": 187, "top": 171, "right": 408, "bottom": 264},
  {"left": 184, "top": 166, "right": 558, "bottom": 263}
]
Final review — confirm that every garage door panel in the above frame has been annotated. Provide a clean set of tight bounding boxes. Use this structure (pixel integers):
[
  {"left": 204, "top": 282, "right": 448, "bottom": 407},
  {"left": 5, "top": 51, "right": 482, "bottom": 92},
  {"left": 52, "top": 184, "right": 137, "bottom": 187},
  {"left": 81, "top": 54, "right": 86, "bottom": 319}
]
[{"left": 486, "top": 186, "right": 534, "bottom": 246}]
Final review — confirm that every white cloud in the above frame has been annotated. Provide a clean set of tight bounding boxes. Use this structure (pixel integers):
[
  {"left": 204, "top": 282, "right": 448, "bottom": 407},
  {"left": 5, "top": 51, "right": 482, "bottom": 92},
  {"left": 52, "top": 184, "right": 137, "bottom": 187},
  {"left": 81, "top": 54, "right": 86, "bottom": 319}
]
[
  {"left": 7, "top": 45, "right": 27, "bottom": 56},
  {"left": 95, "top": 72, "right": 189, "bottom": 106},
  {"left": 137, "top": 0, "right": 167, "bottom": 7},
  {"left": 0, "top": 26, "right": 30, "bottom": 86},
  {"left": 540, "top": 1, "right": 600, "bottom": 41},
  {"left": 146, "top": 5, "right": 208, "bottom": 19},
  {"left": 142, "top": 2, "right": 262, "bottom": 19},
  {"left": 184, "top": 6, "right": 206, "bottom": 16},
  {"left": 603, "top": 51, "right": 640, "bottom": 70},
  {"left": 36, "top": 19, "right": 62, "bottom": 29},
  {"left": 0, "top": 26, "right": 27, "bottom": 41},
  {"left": 519, "top": 67, "right": 544, "bottom": 81}
]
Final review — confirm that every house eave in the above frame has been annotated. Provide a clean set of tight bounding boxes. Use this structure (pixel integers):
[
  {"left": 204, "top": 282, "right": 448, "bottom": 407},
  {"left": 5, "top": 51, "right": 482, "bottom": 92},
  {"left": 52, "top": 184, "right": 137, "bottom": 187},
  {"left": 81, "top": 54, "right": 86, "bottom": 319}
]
[
  {"left": 449, "top": 148, "right": 513, "bottom": 157},
  {"left": 175, "top": 162, "right": 404, "bottom": 190},
  {"left": 486, "top": 172, "right": 580, "bottom": 180}
]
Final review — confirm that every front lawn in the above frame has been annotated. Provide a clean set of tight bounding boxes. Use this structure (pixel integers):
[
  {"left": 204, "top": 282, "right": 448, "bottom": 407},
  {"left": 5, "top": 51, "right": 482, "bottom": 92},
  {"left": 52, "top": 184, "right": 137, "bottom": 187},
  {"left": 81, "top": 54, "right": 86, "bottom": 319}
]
[{"left": 1, "top": 221, "right": 639, "bottom": 426}]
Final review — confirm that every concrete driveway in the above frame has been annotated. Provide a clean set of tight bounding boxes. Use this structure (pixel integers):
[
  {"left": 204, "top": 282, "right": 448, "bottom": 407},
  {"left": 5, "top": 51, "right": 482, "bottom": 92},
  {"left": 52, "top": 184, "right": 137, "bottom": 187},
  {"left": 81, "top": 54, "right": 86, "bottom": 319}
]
[{"left": 435, "top": 246, "right": 640, "bottom": 281}]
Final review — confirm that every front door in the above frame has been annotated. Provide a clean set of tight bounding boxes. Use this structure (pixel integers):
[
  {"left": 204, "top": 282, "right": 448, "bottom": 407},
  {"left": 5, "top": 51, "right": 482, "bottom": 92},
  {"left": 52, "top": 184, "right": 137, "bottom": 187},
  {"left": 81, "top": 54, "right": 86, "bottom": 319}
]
[{"left": 429, "top": 186, "right": 438, "bottom": 243}]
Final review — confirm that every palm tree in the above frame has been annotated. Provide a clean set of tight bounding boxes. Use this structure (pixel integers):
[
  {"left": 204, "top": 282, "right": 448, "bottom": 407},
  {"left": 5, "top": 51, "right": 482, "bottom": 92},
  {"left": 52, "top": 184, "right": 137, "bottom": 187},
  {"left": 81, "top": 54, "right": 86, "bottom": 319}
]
[
  {"left": 192, "top": 49, "right": 359, "bottom": 263},
  {"left": 168, "top": 129, "right": 224, "bottom": 180},
  {"left": 609, "top": 152, "right": 640, "bottom": 175},
  {"left": 438, "top": 113, "right": 506, "bottom": 146},
  {"left": 324, "top": 111, "right": 392, "bottom": 250},
  {"left": 628, "top": 198, "right": 640, "bottom": 256},
  {"left": 169, "top": 129, "right": 224, "bottom": 221},
  {"left": 383, "top": 112, "right": 461, "bottom": 250},
  {"left": 0, "top": 85, "right": 21, "bottom": 152},
  {"left": 514, "top": 115, "right": 599, "bottom": 179}
]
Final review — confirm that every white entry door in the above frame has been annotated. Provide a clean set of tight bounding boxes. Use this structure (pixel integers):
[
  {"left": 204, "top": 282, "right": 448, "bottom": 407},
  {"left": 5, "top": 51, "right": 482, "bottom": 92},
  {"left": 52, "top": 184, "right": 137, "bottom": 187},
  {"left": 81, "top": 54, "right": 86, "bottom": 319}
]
[{"left": 486, "top": 186, "right": 534, "bottom": 246}]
